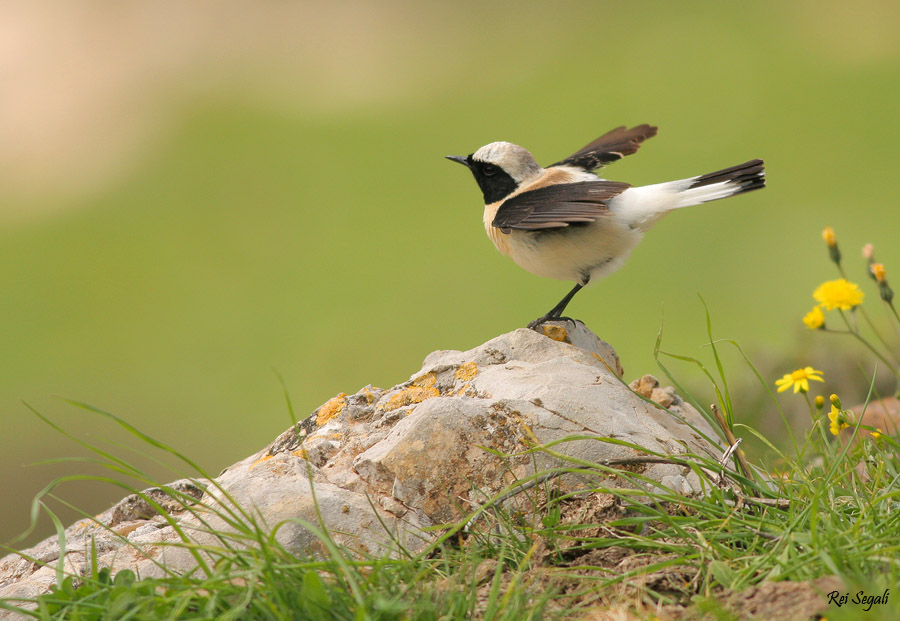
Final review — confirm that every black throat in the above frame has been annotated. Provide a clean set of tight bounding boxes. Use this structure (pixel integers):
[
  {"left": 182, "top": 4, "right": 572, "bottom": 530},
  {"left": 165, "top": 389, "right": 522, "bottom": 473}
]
[{"left": 467, "top": 156, "right": 518, "bottom": 204}]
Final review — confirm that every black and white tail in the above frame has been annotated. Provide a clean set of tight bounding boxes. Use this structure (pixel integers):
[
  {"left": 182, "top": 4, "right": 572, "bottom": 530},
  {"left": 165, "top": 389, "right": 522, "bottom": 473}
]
[
  {"left": 676, "top": 159, "right": 766, "bottom": 207},
  {"left": 611, "top": 159, "right": 765, "bottom": 231}
]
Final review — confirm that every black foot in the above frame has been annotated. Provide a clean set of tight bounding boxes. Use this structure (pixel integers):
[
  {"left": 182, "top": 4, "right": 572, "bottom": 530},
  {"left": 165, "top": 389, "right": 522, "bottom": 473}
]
[
  {"left": 527, "top": 315, "right": 578, "bottom": 331},
  {"left": 526, "top": 283, "right": 586, "bottom": 331}
]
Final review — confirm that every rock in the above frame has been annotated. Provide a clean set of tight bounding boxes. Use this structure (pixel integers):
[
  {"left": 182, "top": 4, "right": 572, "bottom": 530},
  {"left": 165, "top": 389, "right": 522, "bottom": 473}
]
[
  {"left": 629, "top": 374, "right": 678, "bottom": 408},
  {"left": 0, "top": 322, "right": 722, "bottom": 615},
  {"left": 850, "top": 396, "right": 900, "bottom": 436}
]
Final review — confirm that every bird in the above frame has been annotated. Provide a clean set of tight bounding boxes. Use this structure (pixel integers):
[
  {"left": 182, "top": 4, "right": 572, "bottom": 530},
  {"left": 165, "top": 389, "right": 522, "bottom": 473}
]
[{"left": 446, "top": 124, "right": 765, "bottom": 328}]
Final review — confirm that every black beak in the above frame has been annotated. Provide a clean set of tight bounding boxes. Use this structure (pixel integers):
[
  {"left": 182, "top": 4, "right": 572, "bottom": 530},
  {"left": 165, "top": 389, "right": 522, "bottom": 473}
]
[{"left": 445, "top": 155, "right": 470, "bottom": 168}]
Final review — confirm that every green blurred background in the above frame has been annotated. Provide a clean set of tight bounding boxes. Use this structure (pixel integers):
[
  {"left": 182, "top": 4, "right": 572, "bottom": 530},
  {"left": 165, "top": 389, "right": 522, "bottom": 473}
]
[{"left": 3, "top": 0, "right": 900, "bottom": 546}]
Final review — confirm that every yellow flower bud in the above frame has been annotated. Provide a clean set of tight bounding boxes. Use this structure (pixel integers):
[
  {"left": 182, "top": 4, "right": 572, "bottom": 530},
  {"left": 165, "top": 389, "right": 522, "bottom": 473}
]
[
  {"left": 871, "top": 263, "right": 887, "bottom": 284},
  {"left": 830, "top": 393, "right": 841, "bottom": 408},
  {"left": 821, "top": 228, "right": 841, "bottom": 264},
  {"left": 814, "top": 395, "right": 825, "bottom": 410}
]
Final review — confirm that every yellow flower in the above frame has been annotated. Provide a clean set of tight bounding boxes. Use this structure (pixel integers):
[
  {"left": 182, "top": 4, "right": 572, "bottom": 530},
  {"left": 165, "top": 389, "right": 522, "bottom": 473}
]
[
  {"left": 871, "top": 263, "right": 887, "bottom": 284},
  {"left": 775, "top": 367, "right": 824, "bottom": 393},
  {"left": 828, "top": 405, "right": 849, "bottom": 436},
  {"left": 823, "top": 227, "right": 841, "bottom": 264},
  {"left": 870, "top": 428, "right": 883, "bottom": 440},
  {"left": 802, "top": 306, "right": 825, "bottom": 329},
  {"left": 813, "top": 279, "right": 864, "bottom": 311}
]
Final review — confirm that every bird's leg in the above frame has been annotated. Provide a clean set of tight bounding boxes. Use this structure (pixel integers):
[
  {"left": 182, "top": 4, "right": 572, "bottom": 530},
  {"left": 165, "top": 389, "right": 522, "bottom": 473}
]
[{"left": 526, "top": 282, "right": 586, "bottom": 330}]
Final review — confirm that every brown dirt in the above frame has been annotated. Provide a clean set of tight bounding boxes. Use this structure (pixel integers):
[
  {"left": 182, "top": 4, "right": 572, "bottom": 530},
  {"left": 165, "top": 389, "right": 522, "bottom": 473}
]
[{"left": 459, "top": 491, "right": 844, "bottom": 620}]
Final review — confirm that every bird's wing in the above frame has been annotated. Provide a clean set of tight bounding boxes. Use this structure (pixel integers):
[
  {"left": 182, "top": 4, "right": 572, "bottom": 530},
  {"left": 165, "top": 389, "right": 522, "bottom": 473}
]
[
  {"left": 492, "top": 181, "right": 632, "bottom": 233},
  {"left": 549, "top": 124, "right": 658, "bottom": 171}
]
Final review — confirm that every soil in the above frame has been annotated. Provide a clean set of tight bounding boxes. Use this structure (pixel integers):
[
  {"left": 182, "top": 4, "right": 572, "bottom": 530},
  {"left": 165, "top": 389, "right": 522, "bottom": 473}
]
[{"left": 466, "top": 491, "right": 845, "bottom": 620}]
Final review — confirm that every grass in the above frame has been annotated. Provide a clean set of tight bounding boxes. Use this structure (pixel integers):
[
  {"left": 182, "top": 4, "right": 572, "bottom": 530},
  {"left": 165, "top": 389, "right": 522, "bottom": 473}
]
[
  {"left": 2, "top": 315, "right": 900, "bottom": 620},
  {"left": 3, "top": 227, "right": 900, "bottom": 619}
]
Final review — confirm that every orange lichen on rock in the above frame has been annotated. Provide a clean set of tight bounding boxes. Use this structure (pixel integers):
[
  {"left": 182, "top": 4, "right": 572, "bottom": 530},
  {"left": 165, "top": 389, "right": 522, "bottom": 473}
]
[
  {"left": 412, "top": 372, "right": 437, "bottom": 388},
  {"left": 383, "top": 373, "right": 439, "bottom": 412},
  {"left": 384, "top": 386, "right": 440, "bottom": 412},
  {"left": 454, "top": 383, "right": 476, "bottom": 397},
  {"left": 316, "top": 393, "right": 347, "bottom": 426},
  {"left": 249, "top": 454, "right": 273, "bottom": 470},
  {"left": 291, "top": 448, "right": 309, "bottom": 460},
  {"left": 455, "top": 361, "right": 478, "bottom": 382},
  {"left": 541, "top": 324, "right": 570, "bottom": 343}
]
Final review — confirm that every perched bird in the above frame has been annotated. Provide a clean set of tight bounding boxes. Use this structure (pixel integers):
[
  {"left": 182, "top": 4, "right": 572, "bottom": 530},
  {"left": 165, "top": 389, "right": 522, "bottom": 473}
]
[{"left": 446, "top": 125, "right": 765, "bottom": 328}]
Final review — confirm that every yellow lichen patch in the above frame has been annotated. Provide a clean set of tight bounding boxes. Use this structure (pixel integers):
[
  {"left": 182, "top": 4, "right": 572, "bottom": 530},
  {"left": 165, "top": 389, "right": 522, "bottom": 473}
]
[
  {"left": 412, "top": 372, "right": 437, "bottom": 388},
  {"left": 455, "top": 361, "right": 478, "bottom": 382},
  {"left": 316, "top": 393, "right": 347, "bottom": 426},
  {"left": 249, "top": 454, "right": 273, "bottom": 470},
  {"left": 383, "top": 385, "right": 440, "bottom": 412},
  {"left": 362, "top": 389, "right": 379, "bottom": 404},
  {"left": 541, "top": 324, "right": 569, "bottom": 343},
  {"left": 291, "top": 448, "right": 309, "bottom": 460}
]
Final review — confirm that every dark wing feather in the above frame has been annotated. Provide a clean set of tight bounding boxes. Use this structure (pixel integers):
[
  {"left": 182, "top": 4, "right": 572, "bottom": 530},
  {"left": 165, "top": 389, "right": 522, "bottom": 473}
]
[
  {"left": 549, "top": 124, "right": 658, "bottom": 171},
  {"left": 492, "top": 181, "right": 632, "bottom": 233}
]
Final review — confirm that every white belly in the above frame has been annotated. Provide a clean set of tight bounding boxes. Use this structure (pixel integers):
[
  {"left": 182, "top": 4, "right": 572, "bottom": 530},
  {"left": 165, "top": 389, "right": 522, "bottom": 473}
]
[{"left": 494, "top": 219, "right": 644, "bottom": 285}]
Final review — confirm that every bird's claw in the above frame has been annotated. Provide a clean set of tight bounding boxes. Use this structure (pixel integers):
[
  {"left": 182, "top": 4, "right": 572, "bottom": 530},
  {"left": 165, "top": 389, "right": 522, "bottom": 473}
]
[{"left": 527, "top": 315, "right": 578, "bottom": 331}]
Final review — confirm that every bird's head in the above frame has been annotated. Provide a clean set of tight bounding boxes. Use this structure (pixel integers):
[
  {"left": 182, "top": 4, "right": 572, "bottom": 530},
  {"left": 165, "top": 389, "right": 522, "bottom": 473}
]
[{"left": 446, "top": 141, "right": 543, "bottom": 204}]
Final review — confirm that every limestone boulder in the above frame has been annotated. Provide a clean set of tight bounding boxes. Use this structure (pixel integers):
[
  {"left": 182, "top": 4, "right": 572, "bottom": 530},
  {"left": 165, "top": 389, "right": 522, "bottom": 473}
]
[{"left": 0, "top": 323, "right": 722, "bottom": 615}]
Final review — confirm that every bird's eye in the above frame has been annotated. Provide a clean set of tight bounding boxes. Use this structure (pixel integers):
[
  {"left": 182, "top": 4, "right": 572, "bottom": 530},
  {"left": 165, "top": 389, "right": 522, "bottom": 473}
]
[{"left": 483, "top": 165, "right": 497, "bottom": 176}]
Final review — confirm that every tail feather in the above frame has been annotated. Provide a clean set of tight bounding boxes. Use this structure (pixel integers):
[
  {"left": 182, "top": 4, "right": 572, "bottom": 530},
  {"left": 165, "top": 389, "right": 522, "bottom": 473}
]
[
  {"left": 675, "top": 159, "right": 765, "bottom": 208},
  {"left": 691, "top": 159, "right": 765, "bottom": 190},
  {"left": 610, "top": 159, "right": 765, "bottom": 231}
]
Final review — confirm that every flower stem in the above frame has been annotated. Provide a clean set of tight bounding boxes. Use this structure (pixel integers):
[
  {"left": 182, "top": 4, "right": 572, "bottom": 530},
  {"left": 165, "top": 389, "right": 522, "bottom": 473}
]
[
  {"left": 838, "top": 310, "right": 900, "bottom": 390},
  {"left": 804, "top": 392, "right": 831, "bottom": 452},
  {"left": 887, "top": 300, "right": 900, "bottom": 332},
  {"left": 836, "top": 263, "right": 898, "bottom": 356},
  {"left": 803, "top": 392, "right": 816, "bottom": 423}
]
